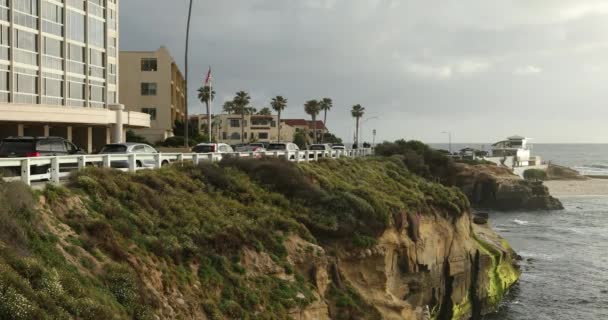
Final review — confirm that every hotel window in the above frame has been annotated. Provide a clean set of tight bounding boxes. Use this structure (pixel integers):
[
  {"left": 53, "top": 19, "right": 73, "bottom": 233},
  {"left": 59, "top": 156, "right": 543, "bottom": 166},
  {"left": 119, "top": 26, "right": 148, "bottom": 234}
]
[
  {"left": 41, "top": 1, "right": 63, "bottom": 36},
  {"left": 14, "top": 0, "right": 38, "bottom": 29},
  {"left": 87, "top": 17, "right": 104, "bottom": 48},
  {"left": 14, "top": 67, "right": 38, "bottom": 104},
  {"left": 42, "top": 37, "right": 63, "bottom": 70},
  {"left": 88, "top": 0, "right": 104, "bottom": 18},
  {"left": 67, "top": 10, "right": 85, "bottom": 42},
  {"left": 42, "top": 72, "right": 63, "bottom": 105},
  {"left": 66, "top": 0, "right": 85, "bottom": 11},
  {"left": 108, "top": 90, "right": 116, "bottom": 104},
  {"left": 0, "top": 0, "right": 9, "bottom": 23},
  {"left": 108, "top": 8, "right": 117, "bottom": 31},
  {"left": 141, "top": 58, "right": 157, "bottom": 72},
  {"left": 89, "top": 48, "right": 104, "bottom": 78},
  {"left": 67, "top": 43, "right": 85, "bottom": 74},
  {"left": 89, "top": 79, "right": 104, "bottom": 108},
  {"left": 141, "top": 82, "right": 157, "bottom": 96},
  {"left": 0, "top": 25, "right": 9, "bottom": 61},
  {"left": 230, "top": 119, "right": 240, "bottom": 127},
  {"left": 67, "top": 77, "right": 85, "bottom": 107},
  {"left": 107, "top": 36, "right": 117, "bottom": 58},
  {"left": 0, "top": 65, "right": 9, "bottom": 102},
  {"left": 258, "top": 132, "right": 269, "bottom": 140},
  {"left": 141, "top": 107, "right": 157, "bottom": 120},
  {"left": 108, "top": 63, "right": 116, "bottom": 84},
  {"left": 14, "top": 29, "right": 38, "bottom": 66}
]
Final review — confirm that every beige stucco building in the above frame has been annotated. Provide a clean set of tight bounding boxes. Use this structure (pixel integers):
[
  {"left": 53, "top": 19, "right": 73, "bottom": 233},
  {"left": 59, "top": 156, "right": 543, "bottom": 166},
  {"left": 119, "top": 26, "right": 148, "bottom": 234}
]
[
  {"left": 192, "top": 114, "right": 296, "bottom": 145},
  {"left": 0, "top": 0, "right": 150, "bottom": 153},
  {"left": 119, "top": 47, "right": 186, "bottom": 143}
]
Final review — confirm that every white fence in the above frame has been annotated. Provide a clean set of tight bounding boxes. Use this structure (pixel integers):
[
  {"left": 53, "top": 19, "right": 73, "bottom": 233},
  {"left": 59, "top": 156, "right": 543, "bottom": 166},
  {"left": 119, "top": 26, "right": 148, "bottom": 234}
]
[{"left": 0, "top": 149, "right": 373, "bottom": 186}]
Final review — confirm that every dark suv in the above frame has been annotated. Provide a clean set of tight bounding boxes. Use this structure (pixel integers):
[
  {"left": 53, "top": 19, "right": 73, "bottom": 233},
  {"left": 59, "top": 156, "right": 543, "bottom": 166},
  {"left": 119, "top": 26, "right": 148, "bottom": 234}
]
[{"left": 0, "top": 136, "right": 86, "bottom": 175}]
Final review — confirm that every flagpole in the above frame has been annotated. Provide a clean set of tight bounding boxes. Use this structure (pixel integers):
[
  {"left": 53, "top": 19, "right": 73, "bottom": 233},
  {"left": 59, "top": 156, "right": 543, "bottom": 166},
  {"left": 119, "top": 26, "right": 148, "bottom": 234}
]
[
  {"left": 184, "top": 0, "right": 194, "bottom": 148},
  {"left": 207, "top": 71, "right": 213, "bottom": 143}
]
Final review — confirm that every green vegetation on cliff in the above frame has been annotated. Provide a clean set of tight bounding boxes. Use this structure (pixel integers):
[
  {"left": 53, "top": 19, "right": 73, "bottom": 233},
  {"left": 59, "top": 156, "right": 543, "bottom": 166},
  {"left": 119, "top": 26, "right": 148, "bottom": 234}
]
[{"left": 0, "top": 157, "right": 492, "bottom": 319}]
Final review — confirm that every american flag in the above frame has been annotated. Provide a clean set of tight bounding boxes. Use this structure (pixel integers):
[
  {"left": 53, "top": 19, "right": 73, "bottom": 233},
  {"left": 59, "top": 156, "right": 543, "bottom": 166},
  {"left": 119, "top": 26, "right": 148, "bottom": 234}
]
[{"left": 204, "top": 67, "right": 212, "bottom": 86}]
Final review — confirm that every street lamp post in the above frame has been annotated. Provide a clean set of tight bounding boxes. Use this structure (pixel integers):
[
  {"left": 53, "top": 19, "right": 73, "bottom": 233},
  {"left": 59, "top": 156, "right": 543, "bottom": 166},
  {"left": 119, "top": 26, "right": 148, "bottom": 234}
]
[
  {"left": 372, "top": 129, "right": 377, "bottom": 147},
  {"left": 442, "top": 131, "right": 452, "bottom": 154},
  {"left": 184, "top": 0, "right": 194, "bottom": 148},
  {"left": 361, "top": 116, "right": 380, "bottom": 145}
]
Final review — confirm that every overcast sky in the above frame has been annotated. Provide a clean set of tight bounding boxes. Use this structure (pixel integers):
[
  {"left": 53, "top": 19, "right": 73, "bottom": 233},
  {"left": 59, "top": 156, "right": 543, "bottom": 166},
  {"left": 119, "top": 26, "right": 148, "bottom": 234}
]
[{"left": 121, "top": 0, "right": 608, "bottom": 143}]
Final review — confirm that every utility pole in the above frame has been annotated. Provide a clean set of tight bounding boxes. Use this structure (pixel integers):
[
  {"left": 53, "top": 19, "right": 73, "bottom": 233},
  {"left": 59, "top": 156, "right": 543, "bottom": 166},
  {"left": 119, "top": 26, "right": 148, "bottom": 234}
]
[
  {"left": 372, "top": 129, "right": 377, "bottom": 147},
  {"left": 442, "top": 131, "right": 452, "bottom": 154},
  {"left": 184, "top": 0, "right": 194, "bottom": 148}
]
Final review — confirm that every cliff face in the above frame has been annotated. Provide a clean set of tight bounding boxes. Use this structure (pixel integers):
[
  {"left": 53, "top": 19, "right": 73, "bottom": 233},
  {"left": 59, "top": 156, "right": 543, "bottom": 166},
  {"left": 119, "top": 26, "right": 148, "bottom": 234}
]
[
  {"left": 452, "top": 163, "right": 563, "bottom": 211},
  {"left": 0, "top": 158, "right": 518, "bottom": 320}
]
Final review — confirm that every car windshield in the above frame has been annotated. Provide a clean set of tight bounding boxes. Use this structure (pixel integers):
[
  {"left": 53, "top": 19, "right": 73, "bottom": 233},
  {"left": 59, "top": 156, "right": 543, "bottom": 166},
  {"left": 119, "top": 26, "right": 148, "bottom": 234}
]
[
  {"left": 0, "top": 140, "right": 35, "bottom": 156},
  {"left": 100, "top": 145, "right": 128, "bottom": 153},
  {"left": 192, "top": 145, "right": 215, "bottom": 153},
  {"left": 267, "top": 144, "right": 287, "bottom": 150},
  {"left": 309, "top": 145, "right": 326, "bottom": 150}
]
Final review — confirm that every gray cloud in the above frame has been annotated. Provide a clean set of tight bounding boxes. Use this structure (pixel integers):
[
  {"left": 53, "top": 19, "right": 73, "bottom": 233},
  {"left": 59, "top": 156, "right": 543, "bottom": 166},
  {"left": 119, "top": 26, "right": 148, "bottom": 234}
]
[{"left": 121, "top": 0, "right": 608, "bottom": 143}]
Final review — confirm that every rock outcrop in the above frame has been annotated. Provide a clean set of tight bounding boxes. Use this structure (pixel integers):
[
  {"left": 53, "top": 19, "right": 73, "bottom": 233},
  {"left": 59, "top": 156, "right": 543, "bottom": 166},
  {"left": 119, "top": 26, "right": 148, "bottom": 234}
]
[
  {"left": 0, "top": 158, "right": 520, "bottom": 320},
  {"left": 452, "top": 163, "right": 564, "bottom": 211}
]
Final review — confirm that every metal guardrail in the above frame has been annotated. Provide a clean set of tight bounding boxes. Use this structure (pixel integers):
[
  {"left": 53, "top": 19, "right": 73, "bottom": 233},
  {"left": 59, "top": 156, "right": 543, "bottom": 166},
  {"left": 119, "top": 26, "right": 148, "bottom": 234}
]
[{"left": 0, "top": 148, "right": 373, "bottom": 186}]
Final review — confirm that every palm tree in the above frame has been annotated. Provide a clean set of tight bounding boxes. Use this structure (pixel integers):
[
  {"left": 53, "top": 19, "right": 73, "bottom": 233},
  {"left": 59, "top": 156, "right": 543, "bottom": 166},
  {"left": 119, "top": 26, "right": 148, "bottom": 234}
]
[
  {"left": 351, "top": 104, "right": 365, "bottom": 147},
  {"left": 223, "top": 101, "right": 235, "bottom": 114},
  {"left": 257, "top": 107, "right": 272, "bottom": 116},
  {"left": 304, "top": 100, "right": 321, "bottom": 144},
  {"left": 319, "top": 98, "right": 333, "bottom": 142},
  {"left": 271, "top": 96, "right": 288, "bottom": 142},
  {"left": 233, "top": 91, "right": 251, "bottom": 143},
  {"left": 197, "top": 86, "right": 215, "bottom": 142}
]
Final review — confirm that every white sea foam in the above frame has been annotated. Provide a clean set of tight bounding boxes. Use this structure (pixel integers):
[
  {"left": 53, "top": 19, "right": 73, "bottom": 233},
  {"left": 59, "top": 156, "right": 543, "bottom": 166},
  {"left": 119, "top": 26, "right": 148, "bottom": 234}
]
[{"left": 513, "top": 219, "right": 529, "bottom": 225}]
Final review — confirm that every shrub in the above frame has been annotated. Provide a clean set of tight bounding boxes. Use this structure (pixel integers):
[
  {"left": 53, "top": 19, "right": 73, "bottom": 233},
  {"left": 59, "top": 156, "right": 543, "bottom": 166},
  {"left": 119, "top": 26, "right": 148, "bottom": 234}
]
[
  {"left": 374, "top": 139, "right": 453, "bottom": 181},
  {"left": 523, "top": 169, "right": 547, "bottom": 181},
  {"left": 126, "top": 130, "right": 150, "bottom": 145},
  {"left": 161, "top": 136, "right": 185, "bottom": 147}
]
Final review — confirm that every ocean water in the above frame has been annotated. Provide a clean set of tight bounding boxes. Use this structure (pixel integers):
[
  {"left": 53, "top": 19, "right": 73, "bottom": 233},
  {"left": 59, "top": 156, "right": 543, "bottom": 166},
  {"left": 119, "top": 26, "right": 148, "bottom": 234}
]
[
  {"left": 429, "top": 143, "right": 608, "bottom": 176},
  {"left": 483, "top": 197, "right": 608, "bottom": 320},
  {"left": 427, "top": 144, "right": 608, "bottom": 319}
]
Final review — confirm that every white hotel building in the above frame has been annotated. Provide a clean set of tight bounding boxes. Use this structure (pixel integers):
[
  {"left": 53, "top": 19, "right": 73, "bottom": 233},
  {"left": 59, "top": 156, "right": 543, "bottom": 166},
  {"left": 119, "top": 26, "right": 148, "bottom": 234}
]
[{"left": 0, "top": 0, "right": 149, "bottom": 153}]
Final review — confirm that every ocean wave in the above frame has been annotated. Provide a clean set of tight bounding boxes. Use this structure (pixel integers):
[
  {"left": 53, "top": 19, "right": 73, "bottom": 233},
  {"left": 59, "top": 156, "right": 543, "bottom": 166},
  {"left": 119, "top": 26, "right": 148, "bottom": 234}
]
[
  {"left": 573, "top": 166, "right": 608, "bottom": 176},
  {"left": 513, "top": 219, "right": 529, "bottom": 225}
]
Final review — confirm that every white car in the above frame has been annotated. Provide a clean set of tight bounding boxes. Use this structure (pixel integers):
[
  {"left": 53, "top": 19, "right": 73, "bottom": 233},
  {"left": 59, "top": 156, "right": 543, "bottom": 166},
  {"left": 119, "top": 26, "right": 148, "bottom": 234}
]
[
  {"left": 192, "top": 143, "right": 234, "bottom": 161},
  {"left": 308, "top": 144, "right": 333, "bottom": 158},
  {"left": 267, "top": 142, "right": 301, "bottom": 160},
  {"left": 99, "top": 143, "right": 165, "bottom": 168}
]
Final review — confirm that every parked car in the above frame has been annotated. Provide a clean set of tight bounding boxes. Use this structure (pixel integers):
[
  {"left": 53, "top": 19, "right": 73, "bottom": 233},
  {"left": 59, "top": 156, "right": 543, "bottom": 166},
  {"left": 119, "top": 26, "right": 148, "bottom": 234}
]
[
  {"left": 192, "top": 143, "right": 234, "bottom": 161},
  {"left": 248, "top": 142, "right": 266, "bottom": 149},
  {"left": 308, "top": 144, "right": 333, "bottom": 158},
  {"left": 267, "top": 142, "right": 300, "bottom": 160},
  {"left": 235, "top": 145, "right": 266, "bottom": 153},
  {"left": 0, "top": 136, "right": 86, "bottom": 176},
  {"left": 234, "top": 145, "right": 266, "bottom": 158},
  {"left": 331, "top": 143, "right": 346, "bottom": 151},
  {"left": 99, "top": 143, "right": 165, "bottom": 168}
]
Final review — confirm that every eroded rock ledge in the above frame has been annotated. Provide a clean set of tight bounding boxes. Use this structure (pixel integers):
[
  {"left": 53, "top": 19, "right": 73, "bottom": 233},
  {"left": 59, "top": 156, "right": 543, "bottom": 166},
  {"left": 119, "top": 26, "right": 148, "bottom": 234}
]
[{"left": 451, "top": 163, "right": 564, "bottom": 211}]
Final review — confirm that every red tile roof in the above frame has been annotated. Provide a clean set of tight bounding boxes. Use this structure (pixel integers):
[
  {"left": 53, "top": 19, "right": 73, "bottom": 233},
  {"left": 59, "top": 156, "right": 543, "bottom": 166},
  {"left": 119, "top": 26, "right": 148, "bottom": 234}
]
[{"left": 282, "top": 119, "right": 327, "bottom": 131}]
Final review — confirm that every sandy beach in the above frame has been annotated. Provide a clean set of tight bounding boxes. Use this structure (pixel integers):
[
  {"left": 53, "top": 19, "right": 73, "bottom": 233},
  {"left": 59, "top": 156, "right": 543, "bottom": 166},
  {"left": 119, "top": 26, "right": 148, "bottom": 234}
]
[{"left": 544, "top": 178, "right": 608, "bottom": 197}]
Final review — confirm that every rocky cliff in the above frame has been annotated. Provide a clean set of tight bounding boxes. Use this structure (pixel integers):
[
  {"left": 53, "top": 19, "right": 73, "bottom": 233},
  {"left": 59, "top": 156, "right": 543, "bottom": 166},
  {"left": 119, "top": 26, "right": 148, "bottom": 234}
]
[
  {"left": 0, "top": 158, "right": 518, "bottom": 319},
  {"left": 451, "top": 163, "right": 563, "bottom": 211}
]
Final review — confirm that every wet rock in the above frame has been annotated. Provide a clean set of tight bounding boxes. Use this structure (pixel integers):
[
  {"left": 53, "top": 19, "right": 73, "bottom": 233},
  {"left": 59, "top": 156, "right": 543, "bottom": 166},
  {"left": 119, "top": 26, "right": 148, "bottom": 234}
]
[{"left": 473, "top": 215, "right": 488, "bottom": 225}]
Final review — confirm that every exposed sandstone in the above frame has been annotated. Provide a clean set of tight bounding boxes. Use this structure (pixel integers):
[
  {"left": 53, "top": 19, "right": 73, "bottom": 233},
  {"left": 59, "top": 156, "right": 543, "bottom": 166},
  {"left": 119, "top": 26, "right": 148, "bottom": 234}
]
[{"left": 452, "top": 163, "right": 563, "bottom": 211}]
